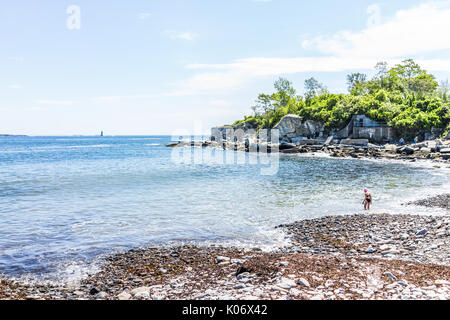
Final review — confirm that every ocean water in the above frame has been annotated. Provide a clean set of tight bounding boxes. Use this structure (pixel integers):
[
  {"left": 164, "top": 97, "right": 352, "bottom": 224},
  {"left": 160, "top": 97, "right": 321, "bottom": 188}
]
[{"left": 0, "top": 135, "right": 449, "bottom": 282}]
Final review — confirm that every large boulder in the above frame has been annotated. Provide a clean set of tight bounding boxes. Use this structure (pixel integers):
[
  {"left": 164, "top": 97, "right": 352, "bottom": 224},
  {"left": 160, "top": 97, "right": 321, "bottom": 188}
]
[
  {"left": 273, "top": 114, "right": 323, "bottom": 139},
  {"left": 341, "top": 139, "right": 369, "bottom": 147},
  {"left": 273, "top": 115, "right": 303, "bottom": 139}
]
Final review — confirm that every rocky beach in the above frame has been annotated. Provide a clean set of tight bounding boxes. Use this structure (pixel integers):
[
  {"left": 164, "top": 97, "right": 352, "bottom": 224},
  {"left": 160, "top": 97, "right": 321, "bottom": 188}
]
[
  {"left": 1, "top": 202, "right": 448, "bottom": 300},
  {"left": 171, "top": 137, "right": 450, "bottom": 164}
]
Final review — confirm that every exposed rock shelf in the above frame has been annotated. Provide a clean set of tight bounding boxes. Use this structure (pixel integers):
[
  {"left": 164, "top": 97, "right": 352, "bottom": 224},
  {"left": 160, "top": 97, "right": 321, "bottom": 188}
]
[
  {"left": 171, "top": 139, "right": 450, "bottom": 163},
  {"left": 405, "top": 194, "right": 449, "bottom": 209}
]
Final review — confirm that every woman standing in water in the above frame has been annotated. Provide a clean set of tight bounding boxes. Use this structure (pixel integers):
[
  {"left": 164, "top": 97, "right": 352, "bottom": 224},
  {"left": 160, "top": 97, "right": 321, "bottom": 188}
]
[{"left": 363, "top": 188, "right": 373, "bottom": 210}]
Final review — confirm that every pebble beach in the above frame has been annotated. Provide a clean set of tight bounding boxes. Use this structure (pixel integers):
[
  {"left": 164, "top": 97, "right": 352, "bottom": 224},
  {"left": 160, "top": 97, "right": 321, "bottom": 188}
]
[{"left": 1, "top": 194, "right": 448, "bottom": 301}]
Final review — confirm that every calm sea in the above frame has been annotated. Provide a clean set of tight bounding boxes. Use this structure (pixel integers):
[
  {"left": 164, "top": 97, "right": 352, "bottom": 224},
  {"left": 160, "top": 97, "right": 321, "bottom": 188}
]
[{"left": 0, "top": 136, "right": 448, "bottom": 282}]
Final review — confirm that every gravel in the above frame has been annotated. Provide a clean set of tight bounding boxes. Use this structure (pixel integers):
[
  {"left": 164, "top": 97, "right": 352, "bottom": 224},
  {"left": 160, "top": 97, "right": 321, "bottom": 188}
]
[{"left": 1, "top": 214, "right": 449, "bottom": 300}]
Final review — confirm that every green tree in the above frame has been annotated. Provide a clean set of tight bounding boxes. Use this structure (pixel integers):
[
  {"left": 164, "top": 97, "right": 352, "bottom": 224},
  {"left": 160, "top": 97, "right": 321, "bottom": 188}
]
[
  {"left": 304, "top": 77, "right": 327, "bottom": 102},
  {"left": 229, "top": 60, "right": 449, "bottom": 137},
  {"left": 346, "top": 73, "right": 367, "bottom": 94},
  {"left": 439, "top": 79, "right": 449, "bottom": 102}
]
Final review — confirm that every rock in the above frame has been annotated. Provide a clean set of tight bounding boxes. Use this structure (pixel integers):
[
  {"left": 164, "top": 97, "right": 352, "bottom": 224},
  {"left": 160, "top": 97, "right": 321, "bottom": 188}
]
[
  {"left": 280, "top": 261, "right": 289, "bottom": 266},
  {"left": 440, "top": 147, "right": 450, "bottom": 154},
  {"left": 151, "top": 294, "right": 166, "bottom": 300},
  {"left": 279, "top": 143, "right": 296, "bottom": 150},
  {"left": 273, "top": 115, "right": 304, "bottom": 139},
  {"left": 89, "top": 287, "right": 100, "bottom": 295},
  {"left": 117, "top": 292, "right": 132, "bottom": 300},
  {"left": 277, "top": 278, "right": 297, "bottom": 289},
  {"left": 416, "top": 229, "right": 427, "bottom": 236},
  {"left": 237, "top": 272, "right": 250, "bottom": 280},
  {"left": 341, "top": 139, "right": 369, "bottom": 147},
  {"left": 397, "top": 281, "right": 408, "bottom": 287},
  {"left": 297, "top": 278, "right": 310, "bottom": 288},
  {"left": 231, "top": 259, "right": 245, "bottom": 265},
  {"left": 273, "top": 114, "right": 323, "bottom": 139},
  {"left": 401, "top": 233, "right": 409, "bottom": 240},
  {"left": 94, "top": 292, "right": 107, "bottom": 299},
  {"left": 291, "top": 137, "right": 306, "bottom": 144},
  {"left": 134, "top": 291, "right": 150, "bottom": 299},
  {"left": 384, "top": 144, "right": 397, "bottom": 152},
  {"left": 402, "top": 146, "right": 415, "bottom": 155},
  {"left": 289, "top": 288, "right": 302, "bottom": 297},
  {"left": 385, "top": 272, "right": 398, "bottom": 281},
  {"left": 216, "top": 256, "right": 230, "bottom": 264},
  {"left": 131, "top": 286, "right": 150, "bottom": 296},
  {"left": 324, "top": 136, "right": 334, "bottom": 145},
  {"left": 434, "top": 280, "right": 449, "bottom": 286}
]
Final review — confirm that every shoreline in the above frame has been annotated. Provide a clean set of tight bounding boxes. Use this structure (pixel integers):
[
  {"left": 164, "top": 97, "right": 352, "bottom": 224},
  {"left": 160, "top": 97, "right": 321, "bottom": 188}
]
[
  {"left": 1, "top": 201, "right": 448, "bottom": 300},
  {"left": 171, "top": 139, "right": 450, "bottom": 165}
]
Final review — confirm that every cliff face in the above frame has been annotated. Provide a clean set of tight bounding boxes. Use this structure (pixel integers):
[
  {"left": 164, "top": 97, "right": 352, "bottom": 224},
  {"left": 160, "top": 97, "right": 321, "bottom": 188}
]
[
  {"left": 273, "top": 115, "right": 324, "bottom": 141},
  {"left": 212, "top": 113, "right": 450, "bottom": 144},
  {"left": 211, "top": 115, "right": 325, "bottom": 143}
]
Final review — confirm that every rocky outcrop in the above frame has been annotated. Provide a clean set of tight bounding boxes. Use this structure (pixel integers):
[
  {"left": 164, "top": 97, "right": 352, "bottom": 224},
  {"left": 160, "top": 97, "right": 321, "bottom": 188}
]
[
  {"left": 273, "top": 115, "right": 324, "bottom": 140},
  {"left": 340, "top": 139, "right": 369, "bottom": 147},
  {"left": 405, "top": 194, "right": 449, "bottom": 209},
  {"left": 211, "top": 122, "right": 258, "bottom": 142},
  {"left": 273, "top": 115, "right": 303, "bottom": 139},
  {"left": 233, "top": 121, "right": 256, "bottom": 132}
]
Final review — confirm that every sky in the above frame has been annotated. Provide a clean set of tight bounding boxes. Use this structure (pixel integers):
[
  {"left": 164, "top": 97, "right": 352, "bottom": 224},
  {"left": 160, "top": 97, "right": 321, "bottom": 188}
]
[{"left": 1, "top": 0, "right": 450, "bottom": 135}]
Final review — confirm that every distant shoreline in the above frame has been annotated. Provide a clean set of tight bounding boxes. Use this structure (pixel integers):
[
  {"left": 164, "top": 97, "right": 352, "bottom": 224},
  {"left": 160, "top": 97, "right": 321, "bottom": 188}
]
[{"left": 0, "top": 134, "right": 28, "bottom": 137}]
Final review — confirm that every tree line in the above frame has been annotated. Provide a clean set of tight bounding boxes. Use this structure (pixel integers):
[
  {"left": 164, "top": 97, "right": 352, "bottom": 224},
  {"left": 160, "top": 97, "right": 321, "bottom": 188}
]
[{"left": 232, "top": 59, "right": 450, "bottom": 140}]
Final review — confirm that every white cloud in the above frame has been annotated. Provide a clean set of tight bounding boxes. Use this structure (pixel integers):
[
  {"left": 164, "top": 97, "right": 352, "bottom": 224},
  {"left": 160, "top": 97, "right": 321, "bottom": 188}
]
[
  {"left": 171, "top": 1, "right": 450, "bottom": 96},
  {"left": 366, "top": 4, "right": 381, "bottom": 28},
  {"left": 36, "top": 100, "right": 74, "bottom": 106},
  {"left": 92, "top": 94, "right": 159, "bottom": 103},
  {"left": 302, "top": 2, "right": 450, "bottom": 58},
  {"left": 138, "top": 13, "right": 151, "bottom": 20},
  {"left": 8, "top": 57, "right": 24, "bottom": 63},
  {"left": 163, "top": 30, "right": 198, "bottom": 41},
  {"left": 171, "top": 57, "right": 384, "bottom": 95},
  {"left": 208, "top": 99, "right": 233, "bottom": 107},
  {"left": 8, "top": 85, "right": 22, "bottom": 89}
]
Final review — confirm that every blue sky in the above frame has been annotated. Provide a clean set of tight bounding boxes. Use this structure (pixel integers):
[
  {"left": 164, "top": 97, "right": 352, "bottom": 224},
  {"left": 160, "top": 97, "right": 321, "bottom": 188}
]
[{"left": 1, "top": 0, "right": 450, "bottom": 135}]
